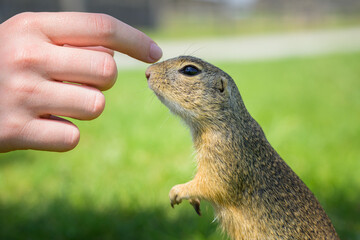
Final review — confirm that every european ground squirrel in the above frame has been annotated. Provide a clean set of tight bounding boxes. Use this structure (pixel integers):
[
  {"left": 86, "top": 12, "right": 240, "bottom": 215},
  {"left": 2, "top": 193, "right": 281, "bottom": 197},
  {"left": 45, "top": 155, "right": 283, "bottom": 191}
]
[{"left": 146, "top": 56, "right": 339, "bottom": 240}]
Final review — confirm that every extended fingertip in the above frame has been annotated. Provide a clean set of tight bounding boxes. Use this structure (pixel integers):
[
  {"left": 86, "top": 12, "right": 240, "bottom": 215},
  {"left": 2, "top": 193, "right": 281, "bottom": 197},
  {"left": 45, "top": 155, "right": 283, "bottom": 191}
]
[{"left": 149, "top": 42, "right": 162, "bottom": 62}]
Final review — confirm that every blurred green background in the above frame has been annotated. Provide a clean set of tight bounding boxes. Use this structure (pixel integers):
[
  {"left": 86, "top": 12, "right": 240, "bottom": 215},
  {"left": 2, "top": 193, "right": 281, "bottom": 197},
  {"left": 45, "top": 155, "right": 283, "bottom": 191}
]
[
  {"left": 1, "top": 53, "right": 359, "bottom": 239},
  {"left": 1, "top": 1, "right": 360, "bottom": 240}
]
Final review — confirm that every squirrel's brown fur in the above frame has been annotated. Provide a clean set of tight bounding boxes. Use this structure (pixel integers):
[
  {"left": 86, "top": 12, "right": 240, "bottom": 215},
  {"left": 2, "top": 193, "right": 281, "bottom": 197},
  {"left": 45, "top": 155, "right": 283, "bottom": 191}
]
[{"left": 146, "top": 56, "right": 339, "bottom": 240}]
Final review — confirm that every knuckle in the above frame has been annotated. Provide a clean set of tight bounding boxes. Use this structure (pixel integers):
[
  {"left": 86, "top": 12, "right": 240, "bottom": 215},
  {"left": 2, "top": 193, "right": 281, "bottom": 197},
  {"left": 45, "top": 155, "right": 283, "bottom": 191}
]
[
  {"left": 89, "top": 13, "right": 116, "bottom": 39},
  {"left": 92, "top": 54, "right": 117, "bottom": 90},
  {"left": 10, "top": 12, "right": 35, "bottom": 25},
  {"left": 89, "top": 90, "right": 105, "bottom": 119},
  {"left": 8, "top": 77, "right": 41, "bottom": 105},
  {"left": 0, "top": 119, "right": 21, "bottom": 141},
  {"left": 13, "top": 44, "right": 41, "bottom": 69},
  {"left": 0, "top": 116, "right": 27, "bottom": 152},
  {"left": 10, "top": 12, "right": 40, "bottom": 32},
  {"left": 2, "top": 13, "right": 43, "bottom": 71},
  {"left": 100, "top": 55, "right": 118, "bottom": 88}
]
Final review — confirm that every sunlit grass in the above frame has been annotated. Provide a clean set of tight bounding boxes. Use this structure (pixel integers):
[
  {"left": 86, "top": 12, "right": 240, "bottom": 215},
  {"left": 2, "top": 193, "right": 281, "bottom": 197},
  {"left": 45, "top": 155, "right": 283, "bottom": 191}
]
[
  {"left": 0, "top": 52, "right": 359, "bottom": 239},
  {"left": 144, "top": 14, "right": 360, "bottom": 40}
]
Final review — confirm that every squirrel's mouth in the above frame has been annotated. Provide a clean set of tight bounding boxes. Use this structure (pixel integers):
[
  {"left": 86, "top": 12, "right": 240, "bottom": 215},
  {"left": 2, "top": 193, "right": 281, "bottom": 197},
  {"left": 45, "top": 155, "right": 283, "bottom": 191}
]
[
  {"left": 152, "top": 88, "right": 196, "bottom": 122},
  {"left": 146, "top": 75, "right": 167, "bottom": 104},
  {"left": 147, "top": 77, "right": 160, "bottom": 95},
  {"left": 148, "top": 82, "right": 179, "bottom": 114},
  {"left": 146, "top": 69, "right": 196, "bottom": 121}
]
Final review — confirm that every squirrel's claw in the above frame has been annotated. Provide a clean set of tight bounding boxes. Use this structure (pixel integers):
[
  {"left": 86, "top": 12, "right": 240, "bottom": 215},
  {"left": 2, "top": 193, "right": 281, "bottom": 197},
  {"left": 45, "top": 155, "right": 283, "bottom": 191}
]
[
  {"left": 169, "top": 186, "right": 183, "bottom": 208},
  {"left": 169, "top": 184, "right": 200, "bottom": 215},
  {"left": 170, "top": 197, "right": 181, "bottom": 208},
  {"left": 190, "top": 198, "right": 201, "bottom": 216},
  {"left": 170, "top": 195, "right": 182, "bottom": 208}
]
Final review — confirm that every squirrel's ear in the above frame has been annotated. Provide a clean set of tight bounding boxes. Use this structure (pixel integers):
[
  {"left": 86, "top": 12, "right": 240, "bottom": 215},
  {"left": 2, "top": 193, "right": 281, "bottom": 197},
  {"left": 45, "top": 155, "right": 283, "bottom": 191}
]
[{"left": 216, "top": 76, "right": 228, "bottom": 93}]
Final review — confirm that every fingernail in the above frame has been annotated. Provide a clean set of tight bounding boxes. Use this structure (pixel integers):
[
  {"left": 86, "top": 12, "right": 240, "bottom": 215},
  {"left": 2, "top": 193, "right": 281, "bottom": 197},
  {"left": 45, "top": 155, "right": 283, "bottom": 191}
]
[{"left": 149, "top": 42, "right": 162, "bottom": 62}]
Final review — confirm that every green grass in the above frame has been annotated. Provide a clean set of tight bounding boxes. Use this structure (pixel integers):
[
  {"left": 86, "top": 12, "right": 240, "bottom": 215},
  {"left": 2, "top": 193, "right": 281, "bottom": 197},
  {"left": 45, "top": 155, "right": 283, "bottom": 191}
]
[
  {"left": 143, "top": 14, "right": 360, "bottom": 40},
  {"left": 1, "top": 52, "right": 359, "bottom": 239}
]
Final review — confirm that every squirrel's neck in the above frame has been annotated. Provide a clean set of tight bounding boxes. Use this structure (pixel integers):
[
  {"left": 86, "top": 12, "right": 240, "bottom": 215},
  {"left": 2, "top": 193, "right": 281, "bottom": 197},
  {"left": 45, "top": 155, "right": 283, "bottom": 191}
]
[
  {"left": 190, "top": 113, "right": 276, "bottom": 194},
  {"left": 190, "top": 111, "right": 261, "bottom": 150}
]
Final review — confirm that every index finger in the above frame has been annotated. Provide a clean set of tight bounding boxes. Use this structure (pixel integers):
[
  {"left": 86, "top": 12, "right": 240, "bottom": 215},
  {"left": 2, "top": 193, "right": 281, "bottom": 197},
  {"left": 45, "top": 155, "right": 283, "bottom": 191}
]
[{"left": 33, "top": 12, "right": 162, "bottom": 63}]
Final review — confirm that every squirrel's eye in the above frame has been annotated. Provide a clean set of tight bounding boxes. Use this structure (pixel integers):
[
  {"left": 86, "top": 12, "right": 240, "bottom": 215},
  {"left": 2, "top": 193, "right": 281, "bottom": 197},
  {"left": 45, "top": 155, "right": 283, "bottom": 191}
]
[{"left": 179, "top": 65, "right": 201, "bottom": 76}]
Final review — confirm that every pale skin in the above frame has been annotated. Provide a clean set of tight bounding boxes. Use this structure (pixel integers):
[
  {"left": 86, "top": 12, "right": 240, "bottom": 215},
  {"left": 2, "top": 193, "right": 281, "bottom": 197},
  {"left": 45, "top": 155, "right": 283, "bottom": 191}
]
[{"left": 0, "top": 12, "right": 162, "bottom": 153}]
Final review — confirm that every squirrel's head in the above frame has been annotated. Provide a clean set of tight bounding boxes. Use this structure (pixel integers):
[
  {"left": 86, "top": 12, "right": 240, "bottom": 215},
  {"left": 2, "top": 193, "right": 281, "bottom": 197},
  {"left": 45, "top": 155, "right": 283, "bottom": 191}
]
[{"left": 146, "top": 56, "right": 244, "bottom": 129}]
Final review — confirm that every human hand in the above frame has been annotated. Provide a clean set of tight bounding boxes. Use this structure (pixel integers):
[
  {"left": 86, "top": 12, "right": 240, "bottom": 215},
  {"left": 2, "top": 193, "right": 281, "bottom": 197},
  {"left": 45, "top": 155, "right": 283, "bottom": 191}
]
[{"left": 0, "top": 12, "right": 162, "bottom": 153}]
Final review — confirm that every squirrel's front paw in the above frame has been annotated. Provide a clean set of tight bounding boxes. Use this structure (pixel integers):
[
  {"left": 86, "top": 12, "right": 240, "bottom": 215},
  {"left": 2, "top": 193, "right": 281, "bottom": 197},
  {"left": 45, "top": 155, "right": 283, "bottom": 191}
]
[
  {"left": 169, "top": 184, "right": 185, "bottom": 207},
  {"left": 169, "top": 184, "right": 201, "bottom": 216}
]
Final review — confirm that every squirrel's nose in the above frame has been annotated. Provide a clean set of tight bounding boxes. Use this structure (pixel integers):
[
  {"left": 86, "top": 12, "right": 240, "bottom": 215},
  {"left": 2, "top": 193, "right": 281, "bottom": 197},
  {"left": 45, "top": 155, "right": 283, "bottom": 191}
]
[{"left": 145, "top": 67, "right": 151, "bottom": 80}]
